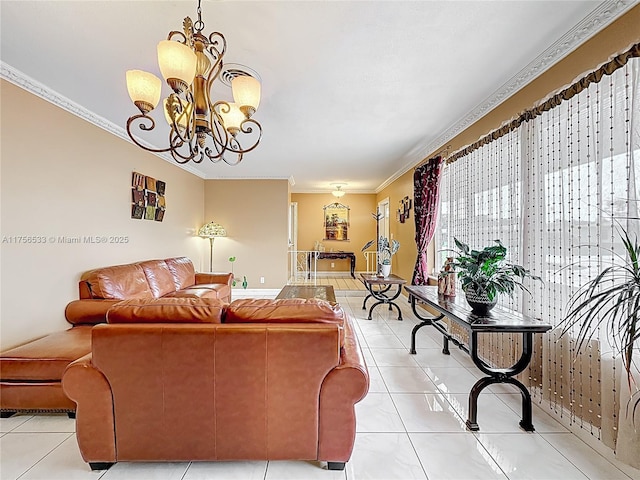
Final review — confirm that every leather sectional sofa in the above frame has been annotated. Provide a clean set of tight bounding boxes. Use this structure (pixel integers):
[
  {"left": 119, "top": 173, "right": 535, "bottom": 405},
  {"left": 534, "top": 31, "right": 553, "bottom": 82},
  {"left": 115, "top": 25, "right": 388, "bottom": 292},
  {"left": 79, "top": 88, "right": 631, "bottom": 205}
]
[
  {"left": 62, "top": 296, "right": 369, "bottom": 471},
  {"left": 0, "top": 257, "right": 233, "bottom": 417}
]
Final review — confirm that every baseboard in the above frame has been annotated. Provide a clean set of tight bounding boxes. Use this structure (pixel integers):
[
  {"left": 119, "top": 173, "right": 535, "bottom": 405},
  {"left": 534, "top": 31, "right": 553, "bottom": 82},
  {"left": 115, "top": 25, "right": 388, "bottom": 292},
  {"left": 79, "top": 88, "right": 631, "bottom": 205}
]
[
  {"left": 314, "top": 271, "right": 352, "bottom": 278},
  {"left": 232, "top": 288, "right": 281, "bottom": 298}
]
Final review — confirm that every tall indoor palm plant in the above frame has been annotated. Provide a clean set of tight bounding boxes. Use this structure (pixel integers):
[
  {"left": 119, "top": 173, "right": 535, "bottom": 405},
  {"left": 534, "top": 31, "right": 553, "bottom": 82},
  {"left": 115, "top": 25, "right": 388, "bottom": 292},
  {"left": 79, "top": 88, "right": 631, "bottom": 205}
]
[{"left": 561, "top": 226, "right": 640, "bottom": 395}]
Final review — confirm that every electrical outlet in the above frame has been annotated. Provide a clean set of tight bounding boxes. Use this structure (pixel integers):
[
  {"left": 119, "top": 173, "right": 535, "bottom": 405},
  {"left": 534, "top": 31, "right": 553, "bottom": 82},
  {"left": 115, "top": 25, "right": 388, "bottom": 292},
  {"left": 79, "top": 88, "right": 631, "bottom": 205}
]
[
  {"left": 260, "top": 276, "right": 265, "bottom": 284},
  {"left": 331, "top": 262, "right": 335, "bottom": 268}
]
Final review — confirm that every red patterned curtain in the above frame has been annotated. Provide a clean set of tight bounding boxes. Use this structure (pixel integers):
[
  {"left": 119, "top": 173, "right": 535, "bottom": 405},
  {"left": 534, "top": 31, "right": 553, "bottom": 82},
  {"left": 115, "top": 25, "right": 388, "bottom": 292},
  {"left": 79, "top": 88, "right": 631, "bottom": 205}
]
[{"left": 412, "top": 156, "right": 444, "bottom": 285}]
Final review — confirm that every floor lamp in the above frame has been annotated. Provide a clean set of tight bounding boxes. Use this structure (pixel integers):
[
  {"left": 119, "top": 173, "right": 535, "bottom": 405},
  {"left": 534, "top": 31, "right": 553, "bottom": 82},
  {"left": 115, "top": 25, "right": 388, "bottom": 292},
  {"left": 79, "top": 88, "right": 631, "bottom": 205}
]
[{"left": 198, "top": 221, "right": 227, "bottom": 272}]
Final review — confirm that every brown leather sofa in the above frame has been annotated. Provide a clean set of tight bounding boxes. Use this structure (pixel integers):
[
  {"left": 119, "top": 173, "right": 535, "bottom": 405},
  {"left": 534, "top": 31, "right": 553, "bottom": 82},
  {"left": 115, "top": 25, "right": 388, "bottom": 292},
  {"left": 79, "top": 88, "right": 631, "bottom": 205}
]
[
  {"left": 0, "top": 257, "right": 233, "bottom": 417},
  {"left": 63, "top": 297, "right": 369, "bottom": 471}
]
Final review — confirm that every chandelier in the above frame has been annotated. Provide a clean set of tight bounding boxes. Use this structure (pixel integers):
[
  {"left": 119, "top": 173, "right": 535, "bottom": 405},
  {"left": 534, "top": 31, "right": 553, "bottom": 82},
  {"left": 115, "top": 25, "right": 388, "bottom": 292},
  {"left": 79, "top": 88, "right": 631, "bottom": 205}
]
[
  {"left": 331, "top": 183, "right": 347, "bottom": 198},
  {"left": 125, "top": 0, "right": 262, "bottom": 165}
]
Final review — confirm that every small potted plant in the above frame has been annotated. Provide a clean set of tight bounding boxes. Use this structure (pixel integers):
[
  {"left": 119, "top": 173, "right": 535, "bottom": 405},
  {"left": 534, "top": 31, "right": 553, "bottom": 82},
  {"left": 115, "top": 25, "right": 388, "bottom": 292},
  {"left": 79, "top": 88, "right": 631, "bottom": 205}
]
[
  {"left": 228, "top": 256, "right": 237, "bottom": 286},
  {"left": 378, "top": 236, "right": 400, "bottom": 277},
  {"left": 363, "top": 236, "right": 399, "bottom": 277},
  {"left": 450, "top": 238, "right": 541, "bottom": 314}
]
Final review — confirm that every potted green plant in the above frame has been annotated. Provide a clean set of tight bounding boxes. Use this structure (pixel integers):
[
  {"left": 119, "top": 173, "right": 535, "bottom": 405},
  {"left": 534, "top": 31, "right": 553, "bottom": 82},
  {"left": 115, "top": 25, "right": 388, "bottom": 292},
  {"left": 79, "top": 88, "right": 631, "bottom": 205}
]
[
  {"left": 560, "top": 224, "right": 639, "bottom": 400},
  {"left": 451, "top": 237, "right": 541, "bottom": 314},
  {"left": 378, "top": 236, "right": 400, "bottom": 277},
  {"left": 362, "top": 236, "right": 399, "bottom": 277},
  {"left": 228, "top": 256, "right": 237, "bottom": 286}
]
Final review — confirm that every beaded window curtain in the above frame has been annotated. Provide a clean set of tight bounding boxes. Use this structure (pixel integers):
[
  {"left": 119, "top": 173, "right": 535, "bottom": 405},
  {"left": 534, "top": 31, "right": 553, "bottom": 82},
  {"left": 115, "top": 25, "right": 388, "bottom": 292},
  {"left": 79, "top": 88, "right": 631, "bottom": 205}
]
[{"left": 437, "top": 50, "right": 639, "bottom": 465}]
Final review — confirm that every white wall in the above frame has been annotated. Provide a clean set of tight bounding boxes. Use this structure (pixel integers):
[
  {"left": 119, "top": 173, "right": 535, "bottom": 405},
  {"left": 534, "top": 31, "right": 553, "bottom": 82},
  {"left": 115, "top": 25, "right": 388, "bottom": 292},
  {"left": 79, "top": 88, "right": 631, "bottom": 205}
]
[{"left": 0, "top": 80, "right": 206, "bottom": 349}]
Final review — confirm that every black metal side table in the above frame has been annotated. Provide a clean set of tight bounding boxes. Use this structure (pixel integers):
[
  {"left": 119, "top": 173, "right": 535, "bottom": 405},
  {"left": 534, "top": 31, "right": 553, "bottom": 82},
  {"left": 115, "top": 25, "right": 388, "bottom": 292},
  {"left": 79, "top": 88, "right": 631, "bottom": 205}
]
[{"left": 360, "top": 273, "right": 407, "bottom": 320}]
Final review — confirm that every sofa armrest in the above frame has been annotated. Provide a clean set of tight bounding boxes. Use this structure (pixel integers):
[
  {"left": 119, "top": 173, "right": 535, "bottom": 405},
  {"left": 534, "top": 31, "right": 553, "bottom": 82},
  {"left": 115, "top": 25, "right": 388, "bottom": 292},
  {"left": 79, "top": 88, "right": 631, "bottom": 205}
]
[
  {"left": 62, "top": 354, "right": 116, "bottom": 463},
  {"left": 195, "top": 272, "right": 233, "bottom": 286},
  {"left": 318, "top": 315, "right": 369, "bottom": 462},
  {"left": 65, "top": 300, "right": 120, "bottom": 325}
]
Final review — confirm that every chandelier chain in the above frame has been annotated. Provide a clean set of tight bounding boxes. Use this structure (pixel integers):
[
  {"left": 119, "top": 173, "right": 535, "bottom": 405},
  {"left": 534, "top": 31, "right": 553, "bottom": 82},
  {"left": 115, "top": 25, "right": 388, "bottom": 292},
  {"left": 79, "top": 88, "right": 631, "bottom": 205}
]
[{"left": 194, "top": 0, "right": 204, "bottom": 32}]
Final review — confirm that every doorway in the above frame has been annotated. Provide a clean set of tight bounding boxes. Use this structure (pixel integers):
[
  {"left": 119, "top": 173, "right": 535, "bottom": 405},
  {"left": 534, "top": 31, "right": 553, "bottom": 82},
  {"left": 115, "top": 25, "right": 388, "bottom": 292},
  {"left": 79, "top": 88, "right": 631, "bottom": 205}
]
[
  {"left": 289, "top": 202, "right": 298, "bottom": 251},
  {"left": 378, "top": 198, "right": 390, "bottom": 241}
]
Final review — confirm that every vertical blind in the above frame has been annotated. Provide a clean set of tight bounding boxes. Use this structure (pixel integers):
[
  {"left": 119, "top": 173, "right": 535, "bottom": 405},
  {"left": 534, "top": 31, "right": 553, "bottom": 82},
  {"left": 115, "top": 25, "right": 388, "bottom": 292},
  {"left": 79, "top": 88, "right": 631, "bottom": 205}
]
[{"left": 436, "top": 54, "right": 639, "bottom": 461}]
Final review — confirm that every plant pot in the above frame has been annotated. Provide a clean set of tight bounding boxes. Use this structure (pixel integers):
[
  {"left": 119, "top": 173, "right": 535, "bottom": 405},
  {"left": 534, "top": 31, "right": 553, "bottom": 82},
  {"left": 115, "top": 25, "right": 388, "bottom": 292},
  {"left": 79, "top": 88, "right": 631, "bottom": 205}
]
[
  {"left": 380, "top": 264, "right": 391, "bottom": 277},
  {"left": 463, "top": 287, "right": 497, "bottom": 315}
]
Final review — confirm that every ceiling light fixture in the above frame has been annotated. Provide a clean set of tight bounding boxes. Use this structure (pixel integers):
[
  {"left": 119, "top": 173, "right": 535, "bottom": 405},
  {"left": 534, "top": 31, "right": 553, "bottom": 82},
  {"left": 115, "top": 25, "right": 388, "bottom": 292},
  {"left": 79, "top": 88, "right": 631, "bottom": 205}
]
[
  {"left": 331, "top": 184, "right": 347, "bottom": 198},
  {"left": 125, "top": 0, "right": 262, "bottom": 166}
]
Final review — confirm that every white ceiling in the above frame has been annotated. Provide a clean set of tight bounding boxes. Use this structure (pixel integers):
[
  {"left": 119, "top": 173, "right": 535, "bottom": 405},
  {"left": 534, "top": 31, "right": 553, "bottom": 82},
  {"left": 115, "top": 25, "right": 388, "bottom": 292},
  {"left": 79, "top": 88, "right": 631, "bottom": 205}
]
[{"left": 1, "top": 1, "right": 635, "bottom": 193}]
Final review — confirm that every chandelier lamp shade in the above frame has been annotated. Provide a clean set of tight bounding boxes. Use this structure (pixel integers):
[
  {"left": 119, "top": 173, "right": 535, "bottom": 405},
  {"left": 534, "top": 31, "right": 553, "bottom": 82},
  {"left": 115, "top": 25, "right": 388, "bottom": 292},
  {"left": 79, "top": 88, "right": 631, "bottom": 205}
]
[
  {"left": 331, "top": 184, "right": 347, "bottom": 198},
  {"left": 125, "top": 0, "right": 262, "bottom": 166},
  {"left": 198, "top": 221, "right": 227, "bottom": 272}
]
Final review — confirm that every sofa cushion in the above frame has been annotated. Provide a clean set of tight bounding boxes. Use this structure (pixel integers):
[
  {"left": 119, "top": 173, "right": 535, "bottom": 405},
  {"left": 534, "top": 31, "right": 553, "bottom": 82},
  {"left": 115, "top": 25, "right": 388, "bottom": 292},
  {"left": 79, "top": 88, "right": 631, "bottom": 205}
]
[
  {"left": 165, "top": 257, "right": 196, "bottom": 290},
  {"left": 0, "top": 327, "right": 92, "bottom": 381},
  {"left": 225, "top": 298, "right": 346, "bottom": 347},
  {"left": 65, "top": 299, "right": 120, "bottom": 325},
  {"left": 81, "top": 264, "right": 153, "bottom": 300},
  {"left": 226, "top": 298, "right": 345, "bottom": 325},
  {"left": 106, "top": 297, "right": 225, "bottom": 324},
  {"left": 165, "top": 284, "right": 231, "bottom": 302},
  {"left": 139, "top": 260, "right": 178, "bottom": 298}
]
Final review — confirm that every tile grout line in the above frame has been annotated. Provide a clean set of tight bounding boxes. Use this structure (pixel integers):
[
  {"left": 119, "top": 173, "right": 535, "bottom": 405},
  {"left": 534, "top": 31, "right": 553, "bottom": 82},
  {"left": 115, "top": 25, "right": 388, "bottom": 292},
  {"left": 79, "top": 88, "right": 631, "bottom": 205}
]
[
  {"left": 537, "top": 432, "right": 632, "bottom": 480},
  {"left": 14, "top": 432, "right": 75, "bottom": 480}
]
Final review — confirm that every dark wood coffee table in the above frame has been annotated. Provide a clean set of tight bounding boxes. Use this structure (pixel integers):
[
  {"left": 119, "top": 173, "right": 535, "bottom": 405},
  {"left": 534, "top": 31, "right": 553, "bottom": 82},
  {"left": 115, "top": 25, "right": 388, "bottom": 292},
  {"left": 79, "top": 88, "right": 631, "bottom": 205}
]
[{"left": 276, "top": 285, "right": 336, "bottom": 302}]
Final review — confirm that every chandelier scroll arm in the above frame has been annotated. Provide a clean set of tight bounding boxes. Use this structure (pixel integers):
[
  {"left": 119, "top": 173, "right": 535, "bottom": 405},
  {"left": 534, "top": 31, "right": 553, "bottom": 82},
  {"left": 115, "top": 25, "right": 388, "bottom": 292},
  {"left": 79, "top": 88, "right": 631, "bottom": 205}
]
[
  {"left": 223, "top": 118, "right": 263, "bottom": 155},
  {"left": 167, "top": 129, "right": 205, "bottom": 164},
  {"left": 205, "top": 32, "right": 227, "bottom": 63},
  {"left": 210, "top": 100, "right": 234, "bottom": 148},
  {"left": 126, "top": 115, "right": 183, "bottom": 154},
  {"left": 164, "top": 92, "right": 196, "bottom": 145},
  {"left": 166, "top": 30, "right": 188, "bottom": 44}
]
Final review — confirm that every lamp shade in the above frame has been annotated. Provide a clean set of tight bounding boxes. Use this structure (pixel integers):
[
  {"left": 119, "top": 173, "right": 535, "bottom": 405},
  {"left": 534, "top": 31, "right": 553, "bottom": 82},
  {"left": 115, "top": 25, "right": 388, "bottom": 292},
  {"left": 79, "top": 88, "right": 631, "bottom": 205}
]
[
  {"left": 232, "top": 75, "right": 261, "bottom": 113},
  {"left": 217, "top": 103, "right": 245, "bottom": 133},
  {"left": 332, "top": 185, "right": 346, "bottom": 197},
  {"left": 126, "top": 70, "right": 161, "bottom": 110},
  {"left": 157, "top": 40, "right": 197, "bottom": 86},
  {"left": 198, "top": 221, "right": 227, "bottom": 238}
]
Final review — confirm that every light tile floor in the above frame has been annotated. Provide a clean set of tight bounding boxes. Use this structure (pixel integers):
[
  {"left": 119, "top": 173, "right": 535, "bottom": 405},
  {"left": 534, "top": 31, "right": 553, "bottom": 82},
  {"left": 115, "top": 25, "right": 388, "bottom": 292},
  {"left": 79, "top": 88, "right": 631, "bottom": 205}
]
[{"left": 1, "top": 293, "right": 638, "bottom": 480}]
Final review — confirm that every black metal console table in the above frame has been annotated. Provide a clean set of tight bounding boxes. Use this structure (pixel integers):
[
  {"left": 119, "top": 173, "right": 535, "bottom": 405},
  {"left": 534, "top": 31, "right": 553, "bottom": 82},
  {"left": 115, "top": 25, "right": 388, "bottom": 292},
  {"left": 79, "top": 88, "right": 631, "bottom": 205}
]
[
  {"left": 360, "top": 273, "right": 407, "bottom": 320},
  {"left": 404, "top": 285, "right": 552, "bottom": 432}
]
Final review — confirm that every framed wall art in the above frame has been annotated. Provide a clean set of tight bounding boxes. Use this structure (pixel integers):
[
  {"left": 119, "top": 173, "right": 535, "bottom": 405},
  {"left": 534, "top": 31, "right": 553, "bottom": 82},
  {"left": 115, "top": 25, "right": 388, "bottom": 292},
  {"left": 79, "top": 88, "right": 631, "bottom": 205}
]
[
  {"left": 397, "top": 196, "right": 412, "bottom": 223},
  {"left": 131, "top": 172, "right": 166, "bottom": 222},
  {"left": 323, "top": 202, "right": 350, "bottom": 241}
]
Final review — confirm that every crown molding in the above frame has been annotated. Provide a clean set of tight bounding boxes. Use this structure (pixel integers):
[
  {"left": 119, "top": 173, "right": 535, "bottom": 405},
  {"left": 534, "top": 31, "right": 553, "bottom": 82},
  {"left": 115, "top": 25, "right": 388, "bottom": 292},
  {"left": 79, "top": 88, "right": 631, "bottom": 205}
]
[
  {"left": 294, "top": 189, "right": 376, "bottom": 195},
  {"left": 201, "top": 175, "right": 294, "bottom": 182},
  {"left": 377, "top": 0, "right": 637, "bottom": 193},
  {"left": 1, "top": 61, "right": 206, "bottom": 179}
]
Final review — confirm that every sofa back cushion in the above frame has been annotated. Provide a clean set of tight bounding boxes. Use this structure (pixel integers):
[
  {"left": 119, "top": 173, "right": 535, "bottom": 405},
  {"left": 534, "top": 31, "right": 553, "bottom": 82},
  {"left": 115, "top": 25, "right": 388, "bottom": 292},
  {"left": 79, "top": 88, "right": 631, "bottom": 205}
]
[
  {"left": 81, "top": 264, "right": 153, "bottom": 300},
  {"left": 107, "top": 297, "right": 224, "bottom": 324},
  {"left": 225, "top": 298, "right": 346, "bottom": 345},
  {"left": 165, "top": 257, "right": 196, "bottom": 290},
  {"left": 225, "top": 298, "right": 345, "bottom": 325},
  {"left": 138, "top": 260, "right": 178, "bottom": 298}
]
